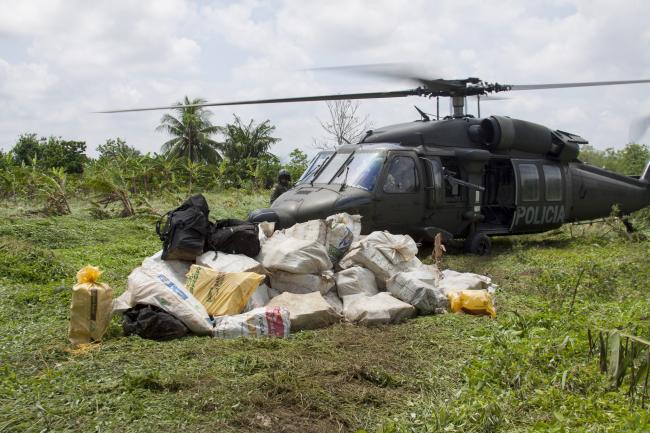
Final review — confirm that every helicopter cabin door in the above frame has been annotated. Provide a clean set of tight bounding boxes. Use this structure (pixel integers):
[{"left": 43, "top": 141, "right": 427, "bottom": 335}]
[
  {"left": 373, "top": 151, "right": 424, "bottom": 234},
  {"left": 511, "top": 159, "right": 566, "bottom": 233}
]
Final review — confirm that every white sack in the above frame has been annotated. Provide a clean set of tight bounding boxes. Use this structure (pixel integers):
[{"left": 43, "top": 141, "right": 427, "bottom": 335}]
[
  {"left": 326, "top": 213, "right": 362, "bottom": 242},
  {"left": 281, "top": 219, "right": 327, "bottom": 245},
  {"left": 196, "top": 251, "right": 265, "bottom": 274},
  {"left": 437, "top": 270, "right": 492, "bottom": 294},
  {"left": 363, "top": 231, "right": 418, "bottom": 264},
  {"left": 387, "top": 271, "right": 448, "bottom": 315},
  {"left": 266, "top": 291, "right": 340, "bottom": 331},
  {"left": 261, "top": 233, "right": 332, "bottom": 274},
  {"left": 258, "top": 221, "right": 275, "bottom": 246},
  {"left": 339, "top": 246, "right": 422, "bottom": 289},
  {"left": 323, "top": 290, "right": 343, "bottom": 315},
  {"left": 141, "top": 250, "right": 192, "bottom": 287},
  {"left": 336, "top": 266, "right": 378, "bottom": 297},
  {"left": 325, "top": 213, "right": 358, "bottom": 265},
  {"left": 270, "top": 270, "right": 335, "bottom": 295},
  {"left": 114, "top": 266, "right": 214, "bottom": 335},
  {"left": 213, "top": 306, "right": 290, "bottom": 339},
  {"left": 244, "top": 283, "right": 271, "bottom": 312},
  {"left": 342, "top": 292, "right": 416, "bottom": 326}
]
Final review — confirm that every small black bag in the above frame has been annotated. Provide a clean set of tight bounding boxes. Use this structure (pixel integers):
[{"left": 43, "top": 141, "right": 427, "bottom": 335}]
[
  {"left": 156, "top": 194, "right": 210, "bottom": 261},
  {"left": 208, "top": 218, "right": 260, "bottom": 257},
  {"left": 123, "top": 304, "right": 189, "bottom": 341}
]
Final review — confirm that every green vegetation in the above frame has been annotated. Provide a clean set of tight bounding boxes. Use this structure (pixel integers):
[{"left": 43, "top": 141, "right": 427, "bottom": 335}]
[
  {"left": 580, "top": 143, "right": 650, "bottom": 176},
  {"left": 1, "top": 105, "right": 649, "bottom": 431},
  {"left": 0, "top": 194, "right": 649, "bottom": 432}
]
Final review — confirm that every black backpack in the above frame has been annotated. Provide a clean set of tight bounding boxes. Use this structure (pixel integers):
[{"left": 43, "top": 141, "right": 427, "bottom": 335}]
[
  {"left": 208, "top": 218, "right": 260, "bottom": 257},
  {"left": 156, "top": 194, "right": 210, "bottom": 261}
]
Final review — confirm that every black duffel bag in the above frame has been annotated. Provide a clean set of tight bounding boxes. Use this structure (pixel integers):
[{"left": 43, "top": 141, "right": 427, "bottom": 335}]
[
  {"left": 156, "top": 194, "right": 210, "bottom": 261},
  {"left": 208, "top": 218, "right": 260, "bottom": 257},
  {"left": 123, "top": 304, "right": 189, "bottom": 341}
]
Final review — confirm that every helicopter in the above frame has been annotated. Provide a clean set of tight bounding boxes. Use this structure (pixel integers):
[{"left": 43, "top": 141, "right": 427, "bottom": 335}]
[{"left": 101, "top": 66, "right": 650, "bottom": 254}]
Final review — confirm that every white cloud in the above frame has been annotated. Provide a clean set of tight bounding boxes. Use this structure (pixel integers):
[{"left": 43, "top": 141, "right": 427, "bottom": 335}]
[{"left": 1, "top": 0, "right": 650, "bottom": 156}]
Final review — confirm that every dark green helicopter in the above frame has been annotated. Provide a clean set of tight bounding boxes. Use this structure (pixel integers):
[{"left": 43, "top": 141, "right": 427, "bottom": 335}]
[{"left": 102, "top": 66, "right": 650, "bottom": 254}]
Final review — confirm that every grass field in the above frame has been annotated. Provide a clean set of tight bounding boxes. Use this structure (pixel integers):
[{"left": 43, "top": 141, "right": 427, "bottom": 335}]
[{"left": 1, "top": 192, "right": 649, "bottom": 432}]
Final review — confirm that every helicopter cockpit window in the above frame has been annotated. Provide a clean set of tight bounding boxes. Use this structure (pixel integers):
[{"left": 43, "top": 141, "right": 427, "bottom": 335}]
[
  {"left": 543, "top": 164, "right": 563, "bottom": 201},
  {"left": 297, "top": 151, "right": 334, "bottom": 185},
  {"left": 383, "top": 156, "right": 418, "bottom": 193},
  {"left": 518, "top": 163, "right": 540, "bottom": 202},
  {"left": 313, "top": 152, "right": 351, "bottom": 184},
  {"left": 330, "top": 151, "right": 385, "bottom": 191}
]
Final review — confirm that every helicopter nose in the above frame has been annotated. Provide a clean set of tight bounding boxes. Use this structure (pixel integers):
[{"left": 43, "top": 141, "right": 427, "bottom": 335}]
[{"left": 248, "top": 207, "right": 298, "bottom": 229}]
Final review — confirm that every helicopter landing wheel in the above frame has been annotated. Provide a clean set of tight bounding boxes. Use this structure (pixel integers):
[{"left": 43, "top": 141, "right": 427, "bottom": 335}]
[{"left": 464, "top": 232, "right": 492, "bottom": 255}]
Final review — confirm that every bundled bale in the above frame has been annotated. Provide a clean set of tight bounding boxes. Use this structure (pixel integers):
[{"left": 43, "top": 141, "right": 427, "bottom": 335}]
[
  {"left": 196, "top": 251, "right": 265, "bottom": 274},
  {"left": 185, "top": 265, "right": 265, "bottom": 316},
  {"left": 437, "top": 269, "right": 493, "bottom": 294},
  {"left": 266, "top": 291, "right": 340, "bottom": 331},
  {"left": 269, "top": 270, "right": 335, "bottom": 295},
  {"left": 244, "top": 283, "right": 271, "bottom": 312},
  {"left": 281, "top": 219, "right": 327, "bottom": 245},
  {"left": 336, "top": 266, "right": 378, "bottom": 297},
  {"left": 324, "top": 213, "right": 359, "bottom": 265},
  {"left": 387, "top": 270, "right": 448, "bottom": 315},
  {"left": 339, "top": 231, "right": 422, "bottom": 288},
  {"left": 327, "top": 213, "right": 362, "bottom": 242},
  {"left": 260, "top": 233, "right": 332, "bottom": 274},
  {"left": 213, "top": 306, "right": 291, "bottom": 338},
  {"left": 114, "top": 263, "right": 214, "bottom": 336},
  {"left": 342, "top": 292, "right": 416, "bottom": 326}
]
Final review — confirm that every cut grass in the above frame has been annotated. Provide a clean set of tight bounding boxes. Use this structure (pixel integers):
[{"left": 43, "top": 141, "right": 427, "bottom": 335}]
[{"left": 1, "top": 192, "right": 649, "bottom": 432}]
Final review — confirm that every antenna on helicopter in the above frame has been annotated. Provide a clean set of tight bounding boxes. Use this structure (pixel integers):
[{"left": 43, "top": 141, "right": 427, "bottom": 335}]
[{"left": 414, "top": 105, "right": 430, "bottom": 121}]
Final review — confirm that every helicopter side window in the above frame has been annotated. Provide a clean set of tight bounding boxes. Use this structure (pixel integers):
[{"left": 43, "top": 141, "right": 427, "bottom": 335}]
[
  {"left": 383, "top": 156, "right": 418, "bottom": 193},
  {"left": 543, "top": 164, "right": 563, "bottom": 201},
  {"left": 519, "top": 163, "right": 540, "bottom": 202}
]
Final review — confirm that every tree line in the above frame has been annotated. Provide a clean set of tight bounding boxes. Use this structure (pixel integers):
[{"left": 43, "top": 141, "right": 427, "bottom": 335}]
[{"left": 0, "top": 97, "right": 308, "bottom": 216}]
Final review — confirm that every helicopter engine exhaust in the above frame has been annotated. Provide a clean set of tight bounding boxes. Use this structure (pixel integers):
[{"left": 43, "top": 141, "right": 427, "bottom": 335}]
[{"left": 470, "top": 116, "right": 582, "bottom": 161}]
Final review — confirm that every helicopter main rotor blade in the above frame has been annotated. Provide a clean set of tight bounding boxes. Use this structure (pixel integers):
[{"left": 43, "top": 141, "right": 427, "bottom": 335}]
[
  {"left": 509, "top": 79, "right": 650, "bottom": 91},
  {"left": 310, "top": 63, "right": 460, "bottom": 91},
  {"left": 97, "top": 88, "right": 423, "bottom": 113}
]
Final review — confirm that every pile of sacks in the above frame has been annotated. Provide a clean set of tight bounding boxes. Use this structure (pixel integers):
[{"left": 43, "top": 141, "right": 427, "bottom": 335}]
[{"left": 111, "top": 212, "right": 497, "bottom": 340}]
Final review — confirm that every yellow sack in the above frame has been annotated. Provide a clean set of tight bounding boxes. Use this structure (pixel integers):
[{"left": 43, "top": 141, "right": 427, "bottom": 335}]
[
  {"left": 448, "top": 289, "right": 496, "bottom": 318},
  {"left": 185, "top": 265, "right": 265, "bottom": 316},
  {"left": 69, "top": 265, "right": 113, "bottom": 346}
]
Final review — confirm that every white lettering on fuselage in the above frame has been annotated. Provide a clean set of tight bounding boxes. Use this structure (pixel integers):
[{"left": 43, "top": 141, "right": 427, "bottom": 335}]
[{"left": 512, "top": 205, "right": 565, "bottom": 226}]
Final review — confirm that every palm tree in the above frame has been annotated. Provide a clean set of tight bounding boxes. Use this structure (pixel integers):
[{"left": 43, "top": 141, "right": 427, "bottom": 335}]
[
  {"left": 156, "top": 96, "right": 221, "bottom": 163},
  {"left": 218, "top": 115, "right": 280, "bottom": 161}
]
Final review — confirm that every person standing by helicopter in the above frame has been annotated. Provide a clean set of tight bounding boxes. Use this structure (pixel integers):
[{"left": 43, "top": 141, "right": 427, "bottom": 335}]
[{"left": 270, "top": 169, "right": 292, "bottom": 204}]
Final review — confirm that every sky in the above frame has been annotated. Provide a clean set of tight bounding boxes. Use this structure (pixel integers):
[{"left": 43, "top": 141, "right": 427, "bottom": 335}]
[{"left": 1, "top": 0, "right": 649, "bottom": 160}]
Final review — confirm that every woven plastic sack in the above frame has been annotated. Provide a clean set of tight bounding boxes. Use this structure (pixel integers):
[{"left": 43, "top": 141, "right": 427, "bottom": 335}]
[
  {"left": 270, "top": 270, "right": 335, "bottom": 295},
  {"left": 387, "top": 270, "right": 448, "bottom": 315},
  {"left": 281, "top": 219, "right": 327, "bottom": 245},
  {"left": 437, "top": 270, "right": 492, "bottom": 294},
  {"left": 196, "top": 251, "right": 265, "bottom": 274},
  {"left": 260, "top": 233, "right": 332, "bottom": 274},
  {"left": 114, "top": 266, "right": 213, "bottom": 335},
  {"left": 213, "top": 306, "right": 290, "bottom": 338},
  {"left": 342, "top": 292, "right": 416, "bottom": 326},
  {"left": 335, "top": 266, "right": 378, "bottom": 297},
  {"left": 185, "top": 265, "right": 265, "bottom": 316},
  {"left": 69, "top": 265, "right": 113, "bottom": 346},
  {"left": 266, "top": 291, "right": 340, "bottom": 331},
  {"left": 244, "top": 283, "right": 271, "bottom": 312}
]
